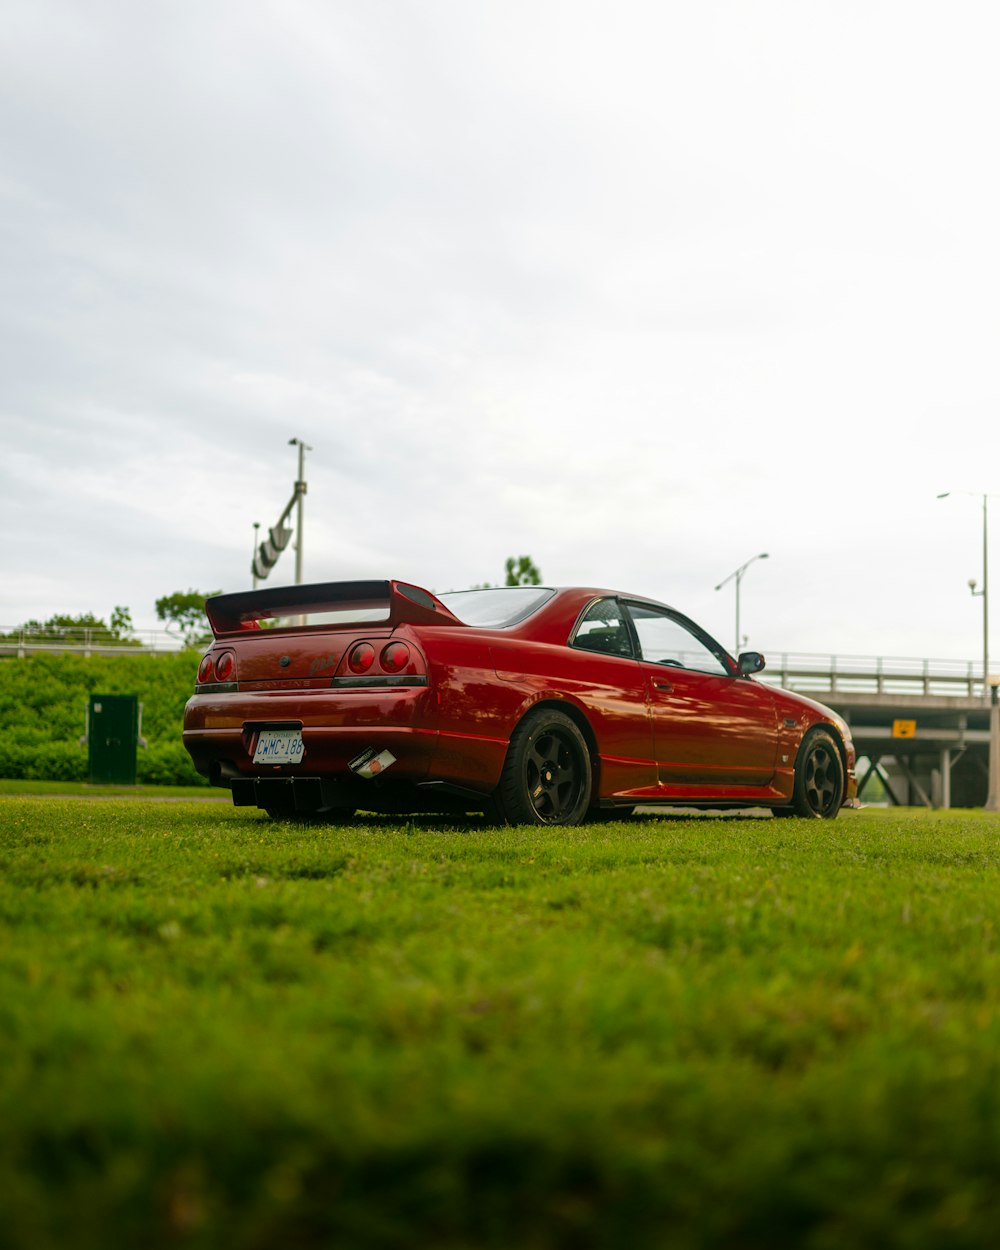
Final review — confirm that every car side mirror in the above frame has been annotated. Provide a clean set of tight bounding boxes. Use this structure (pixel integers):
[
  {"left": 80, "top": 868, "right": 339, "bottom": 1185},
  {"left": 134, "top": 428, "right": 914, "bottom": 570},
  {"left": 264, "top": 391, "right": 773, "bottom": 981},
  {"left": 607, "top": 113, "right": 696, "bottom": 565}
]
[{"left": 737, "top": 651, "right": 766, "bottom": 675}]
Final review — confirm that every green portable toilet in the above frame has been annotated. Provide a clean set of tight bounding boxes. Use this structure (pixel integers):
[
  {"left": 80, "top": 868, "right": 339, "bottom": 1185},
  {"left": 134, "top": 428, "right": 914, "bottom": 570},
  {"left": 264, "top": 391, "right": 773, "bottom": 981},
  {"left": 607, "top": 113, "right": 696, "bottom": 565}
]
[{"left": 85, "top": 694, "right": 140, "bottom": 785}]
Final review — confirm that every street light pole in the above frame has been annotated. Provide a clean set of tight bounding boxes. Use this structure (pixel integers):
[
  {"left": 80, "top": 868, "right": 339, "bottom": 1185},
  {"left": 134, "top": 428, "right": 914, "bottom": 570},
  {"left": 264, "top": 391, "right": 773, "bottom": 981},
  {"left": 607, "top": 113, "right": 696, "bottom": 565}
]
[
  {"left": 937, "top": 491, "right": 990, "bottom": 697},
  {"left": 251, "top": 521, "right": 260, "bottom": 590},
  {"left": 978, "top": 499, "right": 997, "bottom": 812},
  {"left": 288, "top": 438, "right": 312, "bottom": 585},
  {"left": 714, "top": 552, "right": 769, "bottom": 655},
  {"left": 940, "top": 491, "right": 998, "bottom": 810},
  {"left": 987, "top": 677, "right": 999, "bottom": 813},
  {"left": 981, "top": 494, "right": 989, "bottom": 696}
]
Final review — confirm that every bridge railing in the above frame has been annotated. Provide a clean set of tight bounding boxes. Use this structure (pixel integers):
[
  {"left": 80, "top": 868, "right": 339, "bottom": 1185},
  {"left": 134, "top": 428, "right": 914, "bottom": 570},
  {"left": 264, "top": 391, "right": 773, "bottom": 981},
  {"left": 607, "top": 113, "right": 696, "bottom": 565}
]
[
  {"left": 758, "top": 653, "right": 983, "bottom": 699},
  {"left": 0, "top": 629, "right": 987, "bottom": 697},
  {"left": 0, "top": 627, "right": 184, "bottom": 657}
]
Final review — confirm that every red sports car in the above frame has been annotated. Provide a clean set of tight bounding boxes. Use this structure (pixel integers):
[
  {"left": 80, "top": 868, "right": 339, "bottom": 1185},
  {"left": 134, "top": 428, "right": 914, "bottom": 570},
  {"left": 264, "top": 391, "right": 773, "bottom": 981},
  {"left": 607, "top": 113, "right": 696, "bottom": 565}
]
[{"left": 183, "top": 579, "right": 857, "bottom": 824}]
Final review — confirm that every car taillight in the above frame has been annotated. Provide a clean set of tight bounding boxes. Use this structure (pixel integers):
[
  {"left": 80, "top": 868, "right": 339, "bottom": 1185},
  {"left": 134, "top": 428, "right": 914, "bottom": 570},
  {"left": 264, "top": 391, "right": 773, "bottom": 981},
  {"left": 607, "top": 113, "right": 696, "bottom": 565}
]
[
  {"left": 348, "top": 643, "right": 376, "bottom": 673},
  {"left": 215, "top": 650, "right": 236, "bottom": 681},
  {"left": 381, "top": 642, "right": 410, "bottom": 673},
  {"left": 198, "top": 651, "right": 236, "bottom": 684},
  {"left": 333, "top": 636, "right": 426, "bottom": 684}
]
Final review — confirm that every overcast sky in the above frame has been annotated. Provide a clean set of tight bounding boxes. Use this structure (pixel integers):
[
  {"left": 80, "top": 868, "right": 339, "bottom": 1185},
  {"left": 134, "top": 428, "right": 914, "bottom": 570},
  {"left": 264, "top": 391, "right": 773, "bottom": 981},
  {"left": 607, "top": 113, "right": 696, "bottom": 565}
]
[{"left": 2, "top": 0, "right": 999, "bottom": 663}]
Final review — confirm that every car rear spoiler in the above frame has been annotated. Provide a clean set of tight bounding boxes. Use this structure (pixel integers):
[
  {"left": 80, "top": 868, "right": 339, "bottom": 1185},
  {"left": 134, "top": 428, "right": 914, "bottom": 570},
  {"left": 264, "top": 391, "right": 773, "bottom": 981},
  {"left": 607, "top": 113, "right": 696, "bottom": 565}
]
[{"left": 205, "top": 580, "right": 463, "bottom": 636}]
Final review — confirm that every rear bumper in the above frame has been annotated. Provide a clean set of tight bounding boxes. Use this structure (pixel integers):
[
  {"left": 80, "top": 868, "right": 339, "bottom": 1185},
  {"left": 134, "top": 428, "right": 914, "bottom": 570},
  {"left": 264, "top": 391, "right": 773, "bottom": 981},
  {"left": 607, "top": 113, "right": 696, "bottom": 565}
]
[
  {"left": 183, "top": 687, "right": 510, "bottom": 800},
  {"left": 183, "top": 723, "right": 442, "bottom": 786}
]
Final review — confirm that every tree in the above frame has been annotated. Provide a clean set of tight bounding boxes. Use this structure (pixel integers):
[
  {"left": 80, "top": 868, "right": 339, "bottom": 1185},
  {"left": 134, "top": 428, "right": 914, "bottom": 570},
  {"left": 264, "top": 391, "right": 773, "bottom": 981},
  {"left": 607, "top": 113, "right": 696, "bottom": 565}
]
[
  {"left": 504, "top": 555, "right": 542, "bottom": 586},
  {"left": 155, "top": 590, "right": 218, "bottom": 647},
  {"left": 110, "top": 605, "right": 134, "bottom": 641},
  {"left": 6, "top": 609, "right": 138, "bottom": 644},
  {"left": 474, "top": 556, "right": 544, "bottom": 590}
]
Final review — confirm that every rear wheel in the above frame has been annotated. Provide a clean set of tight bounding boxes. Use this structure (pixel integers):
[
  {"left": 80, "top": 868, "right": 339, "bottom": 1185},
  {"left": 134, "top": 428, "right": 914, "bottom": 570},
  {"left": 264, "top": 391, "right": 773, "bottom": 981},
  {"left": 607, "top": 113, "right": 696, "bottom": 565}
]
[
  {"left": 495, "top": 708, "right": 592, "bottom": 826},
  {"left": 791, "top": 729, "right": 844, "bottom": 818}
]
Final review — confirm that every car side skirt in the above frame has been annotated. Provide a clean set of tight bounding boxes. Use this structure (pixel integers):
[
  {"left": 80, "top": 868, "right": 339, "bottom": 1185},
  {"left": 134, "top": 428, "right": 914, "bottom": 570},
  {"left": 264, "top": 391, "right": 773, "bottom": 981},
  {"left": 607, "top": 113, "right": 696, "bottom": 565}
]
[
  {"left": 602, "top": 768, "right": 797, "bottom": 806},
  {"left": 597, "top": 760, "right": 858, "bottom": 810}
]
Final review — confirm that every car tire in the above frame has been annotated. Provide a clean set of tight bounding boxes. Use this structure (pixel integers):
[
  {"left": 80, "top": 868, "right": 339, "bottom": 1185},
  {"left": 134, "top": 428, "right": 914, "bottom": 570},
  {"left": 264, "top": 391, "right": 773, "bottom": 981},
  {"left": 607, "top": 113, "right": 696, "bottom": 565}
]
[
  {"left": 495, "top": 708, "right": 592, "bottom": 826},
  {"left": 791, "top": 729, "right": 845, "bottom": 818}
]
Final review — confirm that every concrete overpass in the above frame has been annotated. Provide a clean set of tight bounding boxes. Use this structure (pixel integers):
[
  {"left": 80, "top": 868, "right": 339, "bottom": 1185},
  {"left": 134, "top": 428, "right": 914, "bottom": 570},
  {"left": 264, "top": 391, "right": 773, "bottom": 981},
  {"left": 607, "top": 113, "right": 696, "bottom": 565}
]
[{"left": 759, "top": 654, "right": 995, "bottom": 808}]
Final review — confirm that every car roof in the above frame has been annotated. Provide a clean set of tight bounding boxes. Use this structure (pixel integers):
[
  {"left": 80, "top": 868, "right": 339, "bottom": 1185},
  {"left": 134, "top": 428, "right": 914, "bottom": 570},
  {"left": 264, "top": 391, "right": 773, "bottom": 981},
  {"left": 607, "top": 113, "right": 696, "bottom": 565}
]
[{"left": 469, "top": 585, "right": 678, "bottom": 644}]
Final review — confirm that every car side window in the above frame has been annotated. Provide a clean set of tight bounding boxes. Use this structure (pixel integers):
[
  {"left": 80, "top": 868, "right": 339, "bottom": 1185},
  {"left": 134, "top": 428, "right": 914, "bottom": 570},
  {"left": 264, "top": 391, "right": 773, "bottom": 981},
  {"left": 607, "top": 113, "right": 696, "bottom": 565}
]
[
  {"left": 625, "top": 603, "right": 730, "bottom": 675},
  {"left": 570, "top": 598, "right": 635, "bottom": 658}
]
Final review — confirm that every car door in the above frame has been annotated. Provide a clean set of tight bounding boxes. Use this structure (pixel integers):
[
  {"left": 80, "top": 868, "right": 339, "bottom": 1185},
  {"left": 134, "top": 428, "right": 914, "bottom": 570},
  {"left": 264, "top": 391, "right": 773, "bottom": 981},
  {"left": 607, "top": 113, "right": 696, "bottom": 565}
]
[
  {"left": 562, "top": 596, "right": 656, "bottom": 793},
  {"left": 624, "top": 601, "right": 779, "bottom": 788},
  {"left": 490, "top": 596, "right": 656, "bottom": 795}
]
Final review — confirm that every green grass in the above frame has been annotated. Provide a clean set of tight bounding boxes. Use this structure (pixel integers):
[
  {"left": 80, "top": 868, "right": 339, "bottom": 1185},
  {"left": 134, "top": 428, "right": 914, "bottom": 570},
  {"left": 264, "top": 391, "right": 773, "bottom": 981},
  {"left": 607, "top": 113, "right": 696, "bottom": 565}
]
[
  {"left": 0, "top": 780, "right": 222, "bottom": 799},
  {"left": 2, "top": 802, "right": 1000, "bottom": 1249}
]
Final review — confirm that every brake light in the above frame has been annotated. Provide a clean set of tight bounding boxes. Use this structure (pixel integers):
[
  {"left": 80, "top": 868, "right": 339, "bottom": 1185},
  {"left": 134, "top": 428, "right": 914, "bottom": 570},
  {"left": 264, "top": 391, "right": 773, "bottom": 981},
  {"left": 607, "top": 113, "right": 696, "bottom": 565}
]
[
  {"left": 381, "top": 642, "right": 410, "bottom": 673},
  {"left": 198, "top": 651, "right": 236, "bottom": 684},
  {"left": 215, "top": 650, "right": 236, "bottom": 681},
  {"left": 333, "top": 636, "right": 426, "bottom": 685},
  {"left": 348, "top": 643, "right": 376, "bottom": 673}
]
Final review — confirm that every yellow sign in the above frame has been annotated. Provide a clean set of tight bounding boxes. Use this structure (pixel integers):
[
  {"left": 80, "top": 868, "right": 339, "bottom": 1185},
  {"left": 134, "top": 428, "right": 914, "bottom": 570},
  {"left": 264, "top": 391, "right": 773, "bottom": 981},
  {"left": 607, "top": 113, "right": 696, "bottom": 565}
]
[{"left": 892, "top": 719, "right": 917, "bottom": 739}]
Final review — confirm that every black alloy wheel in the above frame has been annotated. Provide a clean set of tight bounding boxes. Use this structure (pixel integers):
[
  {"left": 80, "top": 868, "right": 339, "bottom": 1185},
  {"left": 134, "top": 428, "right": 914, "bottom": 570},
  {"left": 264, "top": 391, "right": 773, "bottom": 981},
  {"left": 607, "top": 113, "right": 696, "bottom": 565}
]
[
  {"left": 496, "top": 708, "right": 592, "bottom": 826},
  {"left": 792, "top": 729, "right": 845, "bottom": 818}
]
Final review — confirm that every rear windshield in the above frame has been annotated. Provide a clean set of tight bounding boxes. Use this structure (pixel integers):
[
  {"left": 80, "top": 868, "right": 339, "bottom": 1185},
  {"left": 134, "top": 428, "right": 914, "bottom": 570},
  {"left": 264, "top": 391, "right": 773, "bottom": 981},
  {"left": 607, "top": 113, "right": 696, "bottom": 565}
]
[{"left": 438, "top": 586, "right": 555, "bottom": 628}]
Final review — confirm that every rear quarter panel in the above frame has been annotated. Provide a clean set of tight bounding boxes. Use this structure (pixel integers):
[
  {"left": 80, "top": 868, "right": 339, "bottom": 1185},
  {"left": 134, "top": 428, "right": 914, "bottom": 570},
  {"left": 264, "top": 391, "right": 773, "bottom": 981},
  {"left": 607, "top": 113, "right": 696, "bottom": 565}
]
[
  {"left": 415, "top": 630, "right": 524, "bottom": 791},
  {"left": 421, "top": 630, "right": 656, "bottom": 797}
]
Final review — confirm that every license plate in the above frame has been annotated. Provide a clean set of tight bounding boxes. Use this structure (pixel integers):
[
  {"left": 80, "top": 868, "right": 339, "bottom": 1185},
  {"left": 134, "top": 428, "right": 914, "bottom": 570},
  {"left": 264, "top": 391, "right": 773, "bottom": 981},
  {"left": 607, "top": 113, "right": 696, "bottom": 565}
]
[{"left": 253, "top": 728, "right": 305, "bottom": 764}]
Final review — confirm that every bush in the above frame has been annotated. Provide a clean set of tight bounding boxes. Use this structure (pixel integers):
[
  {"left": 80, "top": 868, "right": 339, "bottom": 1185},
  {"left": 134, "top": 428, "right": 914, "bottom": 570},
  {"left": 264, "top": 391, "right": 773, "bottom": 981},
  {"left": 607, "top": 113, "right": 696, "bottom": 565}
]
[
  {"left": 136, "top": 740, "right": 205, "bottom": 787},
  {"left": 0, "top": 652, "right": 207, "bottom": 785},
  {"left": 0, "top": 740, "right": 88, "bottom": 782}
]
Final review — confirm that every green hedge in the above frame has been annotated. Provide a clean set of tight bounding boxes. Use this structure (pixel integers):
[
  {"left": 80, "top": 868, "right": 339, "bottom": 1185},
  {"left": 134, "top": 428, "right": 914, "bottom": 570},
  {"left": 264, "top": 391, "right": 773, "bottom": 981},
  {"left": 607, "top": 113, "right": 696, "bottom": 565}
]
[{"left": 0, "top": 652, "right": 207, "bottom": 785}]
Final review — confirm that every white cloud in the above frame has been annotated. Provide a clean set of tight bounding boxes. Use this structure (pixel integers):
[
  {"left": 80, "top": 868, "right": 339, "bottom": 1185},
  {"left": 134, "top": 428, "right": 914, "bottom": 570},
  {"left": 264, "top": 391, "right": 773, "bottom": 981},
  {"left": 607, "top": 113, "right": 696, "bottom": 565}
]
[{"left": 2, "top": 0, "right": 999, "bottom": 665}]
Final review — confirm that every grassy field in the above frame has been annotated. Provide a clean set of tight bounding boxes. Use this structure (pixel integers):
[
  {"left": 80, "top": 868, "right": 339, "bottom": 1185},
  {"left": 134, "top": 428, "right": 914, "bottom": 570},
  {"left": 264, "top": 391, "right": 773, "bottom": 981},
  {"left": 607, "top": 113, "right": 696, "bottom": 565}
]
[
  {"left": 0, "top": 780, "right": 222, "bottom": 799},
  {"left": 2, "top": 800, "right": 1000, "bottom": 1249}
]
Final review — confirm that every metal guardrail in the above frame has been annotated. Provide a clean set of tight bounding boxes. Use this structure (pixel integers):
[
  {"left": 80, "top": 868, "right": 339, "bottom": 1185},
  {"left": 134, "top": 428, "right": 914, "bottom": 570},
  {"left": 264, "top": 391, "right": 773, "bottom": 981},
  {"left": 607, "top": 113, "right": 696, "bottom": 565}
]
[
  {"left": 0, "top": 628, "right": 185, "bottom": 657},
  {"left": 0, "top": 630, "right": 986, "bottom": 698},
  {"left": 758, "top": 654, "right": 984, "bottom": 699}
]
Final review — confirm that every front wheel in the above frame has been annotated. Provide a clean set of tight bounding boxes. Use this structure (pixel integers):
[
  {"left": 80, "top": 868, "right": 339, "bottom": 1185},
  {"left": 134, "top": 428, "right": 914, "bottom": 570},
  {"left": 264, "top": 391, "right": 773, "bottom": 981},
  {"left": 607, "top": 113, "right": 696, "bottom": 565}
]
[
  {"left": 495, "top": 708, "right": 592, "bottom": 826},
  {"left": 791, "top": 729, "right": 845, "bottom": 818}
]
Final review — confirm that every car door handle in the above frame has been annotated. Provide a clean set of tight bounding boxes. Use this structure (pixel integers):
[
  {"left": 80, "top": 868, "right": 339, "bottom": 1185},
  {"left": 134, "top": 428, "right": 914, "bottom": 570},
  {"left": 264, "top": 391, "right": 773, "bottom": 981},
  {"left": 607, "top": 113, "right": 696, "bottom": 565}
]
[{"left": 651, "top": 679, "right": 673, "bottom": 693}]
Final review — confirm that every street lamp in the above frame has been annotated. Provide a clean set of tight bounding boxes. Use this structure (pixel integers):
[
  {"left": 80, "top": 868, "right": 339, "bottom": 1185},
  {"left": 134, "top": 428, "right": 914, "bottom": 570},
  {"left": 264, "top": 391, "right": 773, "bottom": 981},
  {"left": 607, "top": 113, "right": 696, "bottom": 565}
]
[
  {"left": 288, "top": 438, "right": 313, "bottom": 585},
  {"left": 251, "top": 521, "right": 260, "bottom": 590},
  {"left": 714, "top": 552, "right": 769, "bottom": 655},
  {"left": 937, "top": 492, "right": 990, "bottom": 697}
]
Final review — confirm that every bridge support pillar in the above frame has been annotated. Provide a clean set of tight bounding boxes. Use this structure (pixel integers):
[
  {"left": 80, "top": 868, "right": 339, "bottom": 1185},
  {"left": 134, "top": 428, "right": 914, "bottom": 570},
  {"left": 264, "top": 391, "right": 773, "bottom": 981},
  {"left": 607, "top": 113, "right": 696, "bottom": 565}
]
[{"left": 938, "top": 749, "right": 951, "bottom": 810}]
